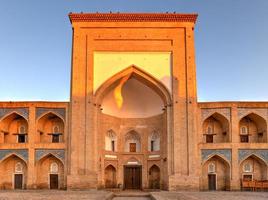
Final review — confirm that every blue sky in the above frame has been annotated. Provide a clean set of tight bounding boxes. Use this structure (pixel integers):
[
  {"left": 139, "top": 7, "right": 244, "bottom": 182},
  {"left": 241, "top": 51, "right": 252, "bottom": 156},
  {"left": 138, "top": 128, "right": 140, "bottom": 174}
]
[{"left": 0, "top": 0, "right": 267, "bottom": 102}]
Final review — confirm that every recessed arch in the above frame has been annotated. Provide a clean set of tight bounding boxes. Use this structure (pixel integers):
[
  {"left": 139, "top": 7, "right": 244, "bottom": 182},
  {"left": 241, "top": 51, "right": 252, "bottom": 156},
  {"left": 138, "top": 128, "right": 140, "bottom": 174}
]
[
  {"left": 38, "top": 153, "right": 64, "bottom": 166},
  {"left": 36, "top": 112, "right": 65, "bottom": 143},
  {"left": 149, "top": 164, "right": 161, "bottom": 189},
  {"left": 0, "top": 111, "right": 28, "bottom": 122},
  {"left": 239, "top": 154, "right": 267, "bottom": 166},
  {"left": 36, "top": 153, "right": 64, "bottom": 189},
  {"left": 239, "top": 113, "right": 267, "bottom": 143},
  {"left": 203, "top": 154, "right": 231, "bottom": 168},
  {"left": 0, "top": 112, "right": 28, "bottom": 144},
  {"left": 36, "top": 111, "right": 65, "bottom": 124},
  {"left": 0, "top": 153, "right": 28, "bottom": 189},
  {"left": 95, "top": 64, "right": 171, "bottom": 105},
  {"left": 201, "top": 154, "right": 231, "bottom": 191},
  {"left": 239, "top": 154, "right": 268, "bottom": 182},
  {"left": 202, "top": 112, "right": 230, "bottom": 143},
  {"left": 0, "top": 153, "right": 27, "bottom": 165}
]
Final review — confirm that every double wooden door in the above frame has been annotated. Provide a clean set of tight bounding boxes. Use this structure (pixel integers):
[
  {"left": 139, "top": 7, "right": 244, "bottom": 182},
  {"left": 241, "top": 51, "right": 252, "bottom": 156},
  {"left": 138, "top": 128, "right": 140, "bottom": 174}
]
[{"left": 124, "top": 166, "right": 141, "bottom": 189}]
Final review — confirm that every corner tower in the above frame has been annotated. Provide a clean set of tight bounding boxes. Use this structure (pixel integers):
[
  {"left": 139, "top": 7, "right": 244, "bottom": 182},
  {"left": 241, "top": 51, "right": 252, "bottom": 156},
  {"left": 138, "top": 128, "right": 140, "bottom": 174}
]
[{"left": 68, "top": 13, "right": 199, "bottom": 190}]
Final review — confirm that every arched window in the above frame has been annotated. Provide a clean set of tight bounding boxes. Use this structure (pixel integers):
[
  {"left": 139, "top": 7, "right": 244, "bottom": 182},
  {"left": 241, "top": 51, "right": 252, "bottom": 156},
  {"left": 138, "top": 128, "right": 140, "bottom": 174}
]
[
  {"left": 125, "top": 130, "right": 141, "bottom": 152},
  {"left": 241, "top": 126, "right": 248, "bottom": 135},
  {"left": 53, "top": 125, "right": 60, "bottom": 133},
  {"left": 19, "top": 125, "right": 26, "bottom": 134},
  {"left": 105, "top": 130, "right": 117, "bottom": 152},
  {"left": 207, "top": 125, "right": 213, "bottom": 134},
  {"left": 15, "top": 162, "right": 23, "bottom": 173},
  {"left": 243, "top": 163, "right": 252, "bottom": 173},
  {"left": 50, "top": 162, "right": 59, "bottom": 173},
  {"left": 208, "top": 163, "right": 216, "bottom": 173},
  {"left": 149, "top": 130, "right": 160, "bottom": 152}
]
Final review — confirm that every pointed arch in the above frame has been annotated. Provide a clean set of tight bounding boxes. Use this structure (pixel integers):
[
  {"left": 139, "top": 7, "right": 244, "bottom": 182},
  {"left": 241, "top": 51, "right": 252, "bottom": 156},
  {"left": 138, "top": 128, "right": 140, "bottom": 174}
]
[
  {"left": 203, "top": 154, "right": 231, "bottom": 167},
  {"left": 0, "top": 111, "right": 28, "bottom": 122},
  {"left": 95, "top": 65, "right": 171, "bottom": 105},
  {"left": 37, "top": 112, "right": 65, "bottom": 143},
  {"left": 37, "top": 153, "right": 64, "bottom": 166},
  {"left": 239, "top": 113, "right": 267, "bottom": 142},
  {"left": 203, "top": 112, "right": 230, "bottom": 143},
  {"left": 0, "top": 153, "right": 27, "bottom": 165},
  {"left": 239, "top": 154, "right": 267, "bottom": 166},
  {"left": 149, "top": 164, "right": 161, "bottom": 189},
  {"left": 36, "top": 111, "right": 65, "bottom": 124},
  {"left": 104, "top": 164, "right": 117, "bottom": 188}
]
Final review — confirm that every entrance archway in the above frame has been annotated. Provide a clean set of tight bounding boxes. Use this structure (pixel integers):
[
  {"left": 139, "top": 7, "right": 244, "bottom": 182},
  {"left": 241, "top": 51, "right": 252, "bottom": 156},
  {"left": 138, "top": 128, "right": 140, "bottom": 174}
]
[
  {"left": 104, "top": 165, "right": 117, "bottom": 188},
  {"left": 149, "top": 165, "right": 160, "bottom": 189}
]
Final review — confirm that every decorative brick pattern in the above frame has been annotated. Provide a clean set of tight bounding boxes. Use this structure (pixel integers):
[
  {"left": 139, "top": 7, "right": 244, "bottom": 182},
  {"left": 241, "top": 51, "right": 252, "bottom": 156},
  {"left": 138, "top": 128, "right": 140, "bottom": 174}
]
[
  {"left": 0, "top": 149, "right": 28, "bottom": 162},
  {"left": 0, "top": 108, "right": 29, "bottom": 120},
  {"left": 238, "top": 149, "right": 268, "bottom": 163},
  {"left": 201, "top": 108, "right": 231, "bottom": 121},
  {"left": 69, "top": 13, "right": 198, "bottom": 23},
  {"left": 36, "top": 108, "right": 66, "bottom": 120},
  {"left": 237, "top": 108, "right": 267, "bottom": 119},
  {"left": 201, "top": 149, "right": 232, "bottom": 163},
  {"left": 35, "top": 149, "right": 65, "bottom": 163}
]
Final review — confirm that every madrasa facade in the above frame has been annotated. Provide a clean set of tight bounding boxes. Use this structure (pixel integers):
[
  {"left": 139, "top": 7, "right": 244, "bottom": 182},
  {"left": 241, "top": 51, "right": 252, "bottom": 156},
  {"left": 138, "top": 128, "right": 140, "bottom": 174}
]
[{"left": 0, "top": 13, "right": 268, "bottom": 191}]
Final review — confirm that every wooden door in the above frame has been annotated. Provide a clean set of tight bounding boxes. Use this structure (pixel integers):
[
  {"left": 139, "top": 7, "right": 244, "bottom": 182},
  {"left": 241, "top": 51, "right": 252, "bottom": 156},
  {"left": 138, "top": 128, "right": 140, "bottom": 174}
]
[
  {"left": 129, "top": 143, "right": 136, "bottom": 152},
  {"left": 208, "top": 174, "right": 216, "bottom": 190},
  {"left": 14, "top": 174, "right": 23, "bottom": 189},
  {"left": 124, "top": 166, "right": 141, "bottom": 189},
  {"left": 50, "top": 174, "right": 59, "bottom": 189}
]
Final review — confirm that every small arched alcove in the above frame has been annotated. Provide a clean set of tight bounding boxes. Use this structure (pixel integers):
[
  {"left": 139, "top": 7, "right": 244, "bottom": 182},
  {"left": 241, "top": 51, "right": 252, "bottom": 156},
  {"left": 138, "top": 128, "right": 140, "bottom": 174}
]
[
  {"left": 125, "top": 130, "right": 141, "bottom": 153},
  {"left": 202, "top": 113, "right": 230, "bottom": 143},
  {"left": 0, "top": 154, "right": 27, "bottom": 189},
  {"left": 240, "top": 155, "right": 267, "bottom": 181},
  {"left": 149, "top": 164, "right": 160, "bottom": 189},
  {"left": 201, "top": 155, "right": 230, "bottom": 191},
  {"left": 36, "top": 154, "right": 64, "bottom": 189},
  {"left": 36, "top": 112, "right": 64, "bottom": 143},
  {"left": 104, "top": 165, "right": 117, "bottom": 188},
  {"left": 0, "top": 113, "right": 28, "bottom": 144},
  {"left": 239, "top": 113, "right": 267, "bottom": 143}
]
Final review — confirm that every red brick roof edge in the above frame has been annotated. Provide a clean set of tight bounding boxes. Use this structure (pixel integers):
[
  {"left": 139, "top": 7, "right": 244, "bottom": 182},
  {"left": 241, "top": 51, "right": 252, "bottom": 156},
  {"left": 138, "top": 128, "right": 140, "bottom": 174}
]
[{"left": 69, "top": 13, "right": 198, "bottom": 24}]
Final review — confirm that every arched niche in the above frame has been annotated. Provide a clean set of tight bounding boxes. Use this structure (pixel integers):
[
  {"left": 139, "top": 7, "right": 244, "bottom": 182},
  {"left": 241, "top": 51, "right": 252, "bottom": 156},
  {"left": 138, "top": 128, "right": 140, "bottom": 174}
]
[
  {"left": 37, "top": 112, "right": 64, "bottom": 143},
  {"left": 239, "top": 113, "right": 267, "bottom": 143},
  {"left": 104, "top": 165, "right": 117, "bottom": 188},
  {"left": 95, "top": 65, "right": 171, "bottom": 118},
  {"left": 36, "top": 154, "right": 64, "bottom": 189},
  {"left": 201, "top": 155, "right": 230, "bottom": 191},
  {"left": 105, "top": 129, "right": 117, "bottom": 152},
  {"left": 124, "top": 130, "right": 141, "bottom": 153},
  {"left": 240, "top": 155, "right": 267, "bottom": 181},
  {"left": 149, "top": 164, "right": 160, "bottom": 189},
  {"left": 0, "top": 154, "right": 27, "bottom": 189},
  {"left": 148, "top": 130, "right": 160, "bottom": 152},
  {"left": 0, "top": 112, "right": 28, "bottom": 144},
  {"left": 202, "top": 113, "right": 230, "bottom": 143}
]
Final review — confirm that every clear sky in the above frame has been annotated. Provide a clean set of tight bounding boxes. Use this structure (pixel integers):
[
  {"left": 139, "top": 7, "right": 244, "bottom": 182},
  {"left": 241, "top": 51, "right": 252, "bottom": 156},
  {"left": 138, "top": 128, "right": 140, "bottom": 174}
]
[{"left": 0, "top": 0, "right": 268, "bottom": 102}]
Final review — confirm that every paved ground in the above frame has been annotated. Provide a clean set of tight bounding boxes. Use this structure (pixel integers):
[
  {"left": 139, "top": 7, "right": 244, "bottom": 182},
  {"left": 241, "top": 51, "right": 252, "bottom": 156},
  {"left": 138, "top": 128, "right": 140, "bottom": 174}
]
[
  {"left": 0, "top": 190, "right": 111, "bottom": 200},
  {"left": 0, "top": 190, "right": 268, "bottom": 200},
  {"left": 113, "top": 198, "right": 151, "bottom": 200},
  {"left": 151, "top": 191, "right": 268, "bottom": 200}
]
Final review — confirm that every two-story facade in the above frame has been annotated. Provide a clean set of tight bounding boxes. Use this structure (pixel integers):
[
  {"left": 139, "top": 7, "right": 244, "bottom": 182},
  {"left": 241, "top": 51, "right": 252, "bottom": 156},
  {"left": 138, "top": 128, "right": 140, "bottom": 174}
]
[{"left": 0, "top": 13, "right": 267, "bottom": 191}]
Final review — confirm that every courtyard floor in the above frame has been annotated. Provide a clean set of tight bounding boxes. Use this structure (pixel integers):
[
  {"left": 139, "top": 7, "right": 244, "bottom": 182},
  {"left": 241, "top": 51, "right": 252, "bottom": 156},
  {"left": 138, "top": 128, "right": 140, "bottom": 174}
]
[
  {"left": 0, "top": 190, "right": 268, "bottom": 200},
  {"left": 151, "top": 191, "right": 268, "bottom": 200}
]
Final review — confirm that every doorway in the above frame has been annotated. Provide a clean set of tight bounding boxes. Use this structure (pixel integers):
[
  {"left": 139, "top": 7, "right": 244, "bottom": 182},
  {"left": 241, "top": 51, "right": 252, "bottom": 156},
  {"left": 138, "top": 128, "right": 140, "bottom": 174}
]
[
  {"left": 208, "top": 174, "right": 216, "bottom": 190},
  {"left": 14, "top": 174, "right": 23, "bottom": 189},
  {"left": 50, "top": 174, "right": 59, "bottom": 189},
  {"left": 124, "top": 165, "right": 141, "bottom": 189}
]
